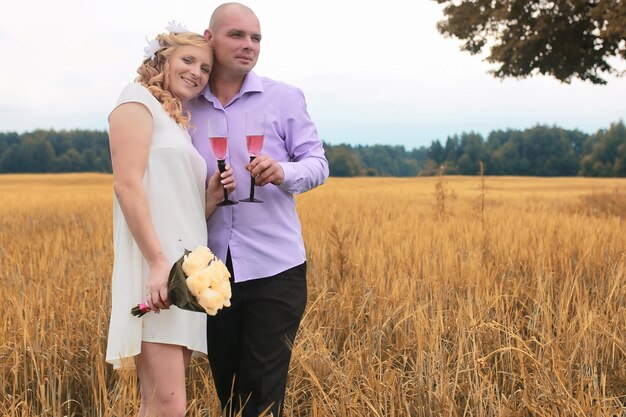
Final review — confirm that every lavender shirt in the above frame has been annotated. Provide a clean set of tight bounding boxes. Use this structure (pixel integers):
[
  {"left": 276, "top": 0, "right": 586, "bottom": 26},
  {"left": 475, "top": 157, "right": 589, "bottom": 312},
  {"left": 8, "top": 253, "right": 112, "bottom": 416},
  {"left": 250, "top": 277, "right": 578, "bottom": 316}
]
[{"left": 186, "top": 72, "right": 329, "bottom": 282}]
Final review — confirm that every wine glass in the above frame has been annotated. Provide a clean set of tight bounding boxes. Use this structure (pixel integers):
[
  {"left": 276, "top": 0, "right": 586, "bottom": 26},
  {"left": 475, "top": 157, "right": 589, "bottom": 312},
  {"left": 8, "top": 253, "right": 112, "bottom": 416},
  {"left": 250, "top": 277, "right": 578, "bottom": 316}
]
[
  {"left": 208, "top": 117, "right": 238, "bottom": 206},
  {"left": 239, "top": 112, "right": 265, "bottom": 203}
]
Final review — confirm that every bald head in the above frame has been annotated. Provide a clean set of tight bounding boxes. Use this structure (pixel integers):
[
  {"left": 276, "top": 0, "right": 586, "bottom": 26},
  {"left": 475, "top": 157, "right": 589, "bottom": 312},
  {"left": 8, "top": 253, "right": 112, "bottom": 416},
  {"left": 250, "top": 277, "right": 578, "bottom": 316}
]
[
  {"left": 209, "top": 3, "right": 258, "bottom": 32},
  {"left": 205, "top": 2, "right": 262, "bottom": 81}
]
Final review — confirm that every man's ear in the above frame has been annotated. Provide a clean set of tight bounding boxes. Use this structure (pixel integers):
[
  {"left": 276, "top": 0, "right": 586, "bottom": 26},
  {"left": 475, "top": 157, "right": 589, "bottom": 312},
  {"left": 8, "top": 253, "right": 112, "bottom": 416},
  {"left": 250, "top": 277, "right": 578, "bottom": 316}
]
[{"left": 204, "top": 28, "right": 213, "bottom": 44}]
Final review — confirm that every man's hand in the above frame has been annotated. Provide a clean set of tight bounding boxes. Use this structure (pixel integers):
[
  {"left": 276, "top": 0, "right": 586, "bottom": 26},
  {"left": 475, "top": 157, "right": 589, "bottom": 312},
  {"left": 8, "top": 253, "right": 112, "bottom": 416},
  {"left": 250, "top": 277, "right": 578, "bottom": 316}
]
[{"left": 247, "top": 155, "right": 284, "bottom": 186}]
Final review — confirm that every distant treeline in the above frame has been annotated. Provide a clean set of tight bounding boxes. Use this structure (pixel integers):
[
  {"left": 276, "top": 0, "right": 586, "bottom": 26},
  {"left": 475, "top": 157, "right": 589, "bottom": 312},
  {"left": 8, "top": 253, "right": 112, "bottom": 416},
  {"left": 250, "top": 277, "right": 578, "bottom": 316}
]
[
  {"left": 0, "top": 121, "right": 624, "bottom": 176},
  {"left": 0, "top": 130, "right": 111, "bottom": 174},
  {"left": 326, "top": 121, "right": 626, "bottom": 177}
]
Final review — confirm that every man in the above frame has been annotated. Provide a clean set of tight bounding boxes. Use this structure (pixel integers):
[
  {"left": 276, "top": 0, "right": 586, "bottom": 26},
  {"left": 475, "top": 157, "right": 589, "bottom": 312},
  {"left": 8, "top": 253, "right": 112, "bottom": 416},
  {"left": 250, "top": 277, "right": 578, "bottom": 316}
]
[{"left": 186, "top": 3, "right": 329, "bottom": 416}]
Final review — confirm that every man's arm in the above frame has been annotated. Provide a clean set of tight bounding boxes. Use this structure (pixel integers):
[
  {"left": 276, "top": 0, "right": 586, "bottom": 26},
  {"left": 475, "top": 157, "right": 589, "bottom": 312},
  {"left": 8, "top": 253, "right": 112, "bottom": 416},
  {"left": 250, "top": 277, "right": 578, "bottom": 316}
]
[{"left": 277, "top": 86, "right": 329, "bottom": 194}]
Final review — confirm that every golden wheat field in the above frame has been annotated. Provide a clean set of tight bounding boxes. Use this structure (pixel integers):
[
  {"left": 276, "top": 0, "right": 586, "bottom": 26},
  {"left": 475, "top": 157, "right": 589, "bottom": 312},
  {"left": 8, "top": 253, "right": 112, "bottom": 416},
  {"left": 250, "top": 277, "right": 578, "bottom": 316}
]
[{"left": 1, "top": 173, "right": 625, "bottom": 417}]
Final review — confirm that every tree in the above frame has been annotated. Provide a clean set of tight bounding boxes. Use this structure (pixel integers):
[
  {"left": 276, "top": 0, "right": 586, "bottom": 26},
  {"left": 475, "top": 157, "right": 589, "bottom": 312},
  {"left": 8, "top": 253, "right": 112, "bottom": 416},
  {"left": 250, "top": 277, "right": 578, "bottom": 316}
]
[
  {"left": 420, "top": 158, "right": 441, "bottom": 176},
  {"left": 328, "top": 145, "right": 362, "bottom": 177},
  {"left": 26, "top": 139, "right": 56, "bottom": 172},
  {"left": 54, "top": 149, "right": 86, "bottom": 172},
  {"left": 428, "top": 140, "right": 445, "bottom": 164},
  {"left": 580, "top": 120, "right": 626, "bottom": 176},
  {"left": 434, "top": 0, "right": 626, "bottom": 84},
  {"left": 0, "top": 132, "right": 19, "bottom": 156},
  {"left": 457, "top": 132, "right": 485, "bottom": 174},
  {"left": 0, "top": 145, "right": 27, "bottom": 173}
]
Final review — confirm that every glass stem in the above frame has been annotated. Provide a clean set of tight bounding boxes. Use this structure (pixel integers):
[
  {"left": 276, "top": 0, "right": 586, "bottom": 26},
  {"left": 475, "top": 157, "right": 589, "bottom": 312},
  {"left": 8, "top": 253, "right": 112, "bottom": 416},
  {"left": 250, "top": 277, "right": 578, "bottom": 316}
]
[
  {"left": 249, "top": 156, "right": 256, "bottom": 200},
  {"left": 217, "top": 159, "right": 228, "bottom": 201}
]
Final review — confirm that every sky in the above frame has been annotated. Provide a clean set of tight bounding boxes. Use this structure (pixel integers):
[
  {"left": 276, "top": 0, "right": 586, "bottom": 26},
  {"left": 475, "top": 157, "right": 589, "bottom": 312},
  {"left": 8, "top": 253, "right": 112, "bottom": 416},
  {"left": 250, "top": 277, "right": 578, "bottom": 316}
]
[{"left": 1, "top": 0, "right": 624, "bottom": 149}]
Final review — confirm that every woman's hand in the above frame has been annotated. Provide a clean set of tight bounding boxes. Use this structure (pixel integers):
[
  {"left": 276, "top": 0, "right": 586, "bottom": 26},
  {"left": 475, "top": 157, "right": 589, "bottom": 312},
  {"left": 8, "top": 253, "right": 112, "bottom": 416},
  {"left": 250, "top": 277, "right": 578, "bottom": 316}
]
[
  {"left": 144, "top": 257, "right": 171, "bottom": 313},
  {"left": 206, "top": 164, "right": 236, "bottom": 216}
]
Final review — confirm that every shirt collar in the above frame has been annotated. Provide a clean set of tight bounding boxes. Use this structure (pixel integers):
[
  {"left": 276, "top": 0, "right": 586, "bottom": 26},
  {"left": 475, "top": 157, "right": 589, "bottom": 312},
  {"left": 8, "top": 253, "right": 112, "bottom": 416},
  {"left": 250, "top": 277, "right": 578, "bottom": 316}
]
[
  {"left": 239, "top": 71, "right": 263, "bottom": 95},
  {"left": 201, "top": 71, "right": 263, "bottom": 108}
]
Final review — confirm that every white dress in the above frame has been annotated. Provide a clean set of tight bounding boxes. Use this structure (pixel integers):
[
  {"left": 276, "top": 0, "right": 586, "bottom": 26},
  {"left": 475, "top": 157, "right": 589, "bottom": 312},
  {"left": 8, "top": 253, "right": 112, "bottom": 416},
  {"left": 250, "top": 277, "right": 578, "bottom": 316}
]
[{"left": 106, "top": 83, "right": 208, "bottom": 369}]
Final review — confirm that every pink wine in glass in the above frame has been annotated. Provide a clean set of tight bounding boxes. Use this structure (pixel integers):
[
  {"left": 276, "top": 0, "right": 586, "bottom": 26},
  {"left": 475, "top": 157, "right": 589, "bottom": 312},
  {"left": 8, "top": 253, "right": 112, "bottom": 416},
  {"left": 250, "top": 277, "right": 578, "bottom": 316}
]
[
  {"left": 246, "top": 135, "right": 264, "bottom": 156},
  {"left": 240, "top": 113, "right": 266, "bottom": 203},
  {"left": 207, "top": 135, "right": 237, "bottom": 206},
  {"left": 207, "top": 117, "right": 237, "bottom": 206},
  {"left": 209, "top": 136, "right": 228, "bottom": 160}
]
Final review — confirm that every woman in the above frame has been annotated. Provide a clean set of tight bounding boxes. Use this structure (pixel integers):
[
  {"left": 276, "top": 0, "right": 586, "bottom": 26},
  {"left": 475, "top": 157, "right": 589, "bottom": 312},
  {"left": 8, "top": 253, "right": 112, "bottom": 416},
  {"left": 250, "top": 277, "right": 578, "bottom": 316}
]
[{"left": 106, "top": 24, "right": 233, "bottom": 417}]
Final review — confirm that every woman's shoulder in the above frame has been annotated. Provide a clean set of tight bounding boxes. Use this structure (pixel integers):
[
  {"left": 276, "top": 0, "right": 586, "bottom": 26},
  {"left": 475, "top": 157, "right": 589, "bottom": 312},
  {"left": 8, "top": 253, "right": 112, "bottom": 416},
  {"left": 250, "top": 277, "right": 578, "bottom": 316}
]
[
  {"left": 117, "top": 82, "right": 157, "bottom": 105},
  {"left": 110, "top": 82, "right": 162, "bottom": 121}
]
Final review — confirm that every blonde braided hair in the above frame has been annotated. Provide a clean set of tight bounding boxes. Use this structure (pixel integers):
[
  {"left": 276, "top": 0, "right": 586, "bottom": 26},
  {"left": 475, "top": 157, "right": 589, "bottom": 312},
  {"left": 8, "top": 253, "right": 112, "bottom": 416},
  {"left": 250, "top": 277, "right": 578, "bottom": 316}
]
[{"left": 136, "top": 32, "right": 211, "bottom": 129}]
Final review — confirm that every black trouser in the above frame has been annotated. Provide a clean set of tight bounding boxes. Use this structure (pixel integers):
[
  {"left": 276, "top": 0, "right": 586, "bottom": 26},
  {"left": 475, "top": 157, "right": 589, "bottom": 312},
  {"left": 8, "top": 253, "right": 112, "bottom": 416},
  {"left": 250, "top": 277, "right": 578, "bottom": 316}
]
[{"left": 207, "top": 253, "right": 307, "bottom": 417}]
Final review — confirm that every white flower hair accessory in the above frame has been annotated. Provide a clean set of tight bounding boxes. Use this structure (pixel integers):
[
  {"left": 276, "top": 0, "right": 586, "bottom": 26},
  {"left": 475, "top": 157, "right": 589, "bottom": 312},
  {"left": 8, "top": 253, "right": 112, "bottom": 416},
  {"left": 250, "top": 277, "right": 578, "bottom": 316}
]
[
  {"left": 142, "top": 21, "right": 189, "bottom": 60},
  {"left": 166, "top": 20, "right": 189, "bottom": 34},
  {"left": 143, "top": 37, "right": 161, "bottom": 60}
]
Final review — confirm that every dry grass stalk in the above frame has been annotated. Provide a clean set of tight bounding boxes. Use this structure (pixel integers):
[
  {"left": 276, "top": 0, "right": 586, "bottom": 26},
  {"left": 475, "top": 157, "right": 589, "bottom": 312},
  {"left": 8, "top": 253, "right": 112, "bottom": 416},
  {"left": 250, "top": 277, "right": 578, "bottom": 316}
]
[{"left": 432, "top": 165, "right": 455, "bottom": 221}]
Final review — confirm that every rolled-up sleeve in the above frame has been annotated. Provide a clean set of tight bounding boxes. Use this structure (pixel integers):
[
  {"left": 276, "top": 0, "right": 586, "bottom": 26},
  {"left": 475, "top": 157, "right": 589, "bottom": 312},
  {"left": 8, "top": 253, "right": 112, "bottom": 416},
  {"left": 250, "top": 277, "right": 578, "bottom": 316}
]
[{"left": 278, "top": 87, "right": 329, "bottom": 194}]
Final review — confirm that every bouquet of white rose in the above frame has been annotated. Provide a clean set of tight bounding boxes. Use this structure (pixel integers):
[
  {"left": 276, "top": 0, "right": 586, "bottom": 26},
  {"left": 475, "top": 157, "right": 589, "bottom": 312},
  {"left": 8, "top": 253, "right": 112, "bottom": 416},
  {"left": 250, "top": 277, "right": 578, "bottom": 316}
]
[{"left": 131, "top": 246, "right": 232, "bottom": 317}]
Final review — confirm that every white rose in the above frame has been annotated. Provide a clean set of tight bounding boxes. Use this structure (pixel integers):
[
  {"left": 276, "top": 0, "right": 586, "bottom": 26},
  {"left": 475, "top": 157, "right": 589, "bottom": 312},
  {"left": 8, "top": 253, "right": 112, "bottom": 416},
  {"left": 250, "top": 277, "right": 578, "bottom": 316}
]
[
  {"left": 186, "top": 267, "right": 214, "bottom": 297},
  {"left": 198, "top": 288, "right": 223, "bottom": 316},
  {"left": 214, "top": 279, "right": 232, "bottom": 304},
  {"left": 209, "top": 259, "right": 231, "bottom": 282},
  {"left": 182, "top": 246, "right": 214, "bottom": 276}
]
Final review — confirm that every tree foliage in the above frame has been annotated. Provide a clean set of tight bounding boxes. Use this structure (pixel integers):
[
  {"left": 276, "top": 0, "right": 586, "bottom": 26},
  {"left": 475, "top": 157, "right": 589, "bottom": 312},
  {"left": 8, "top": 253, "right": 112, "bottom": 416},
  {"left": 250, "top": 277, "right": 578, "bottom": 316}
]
[
  {"left": 327, "top": 145, "right": 363, "bottom": 177},
  {"left": 434, "top": 0, "right": 626, "bottom": 84},
  {"left": 1, "top": 123, "right": 626, "bottom": 177},
  {"left": 580, "top": 121, "right": 626, "bottom": 175},
  {"left": 0, "top": 130, "right": 111, "bottom": 173},
  {"left": 325, "top": 121, "right": 624, "bottom": 177}
]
